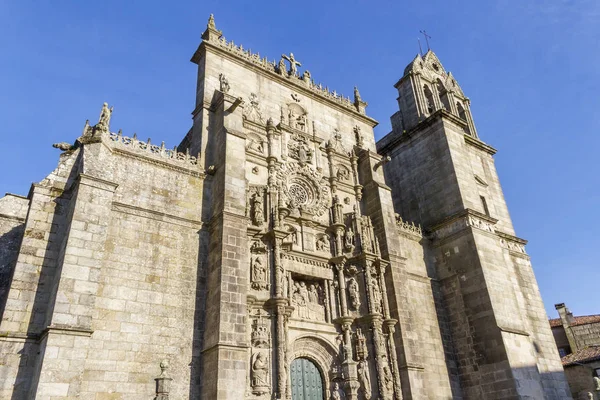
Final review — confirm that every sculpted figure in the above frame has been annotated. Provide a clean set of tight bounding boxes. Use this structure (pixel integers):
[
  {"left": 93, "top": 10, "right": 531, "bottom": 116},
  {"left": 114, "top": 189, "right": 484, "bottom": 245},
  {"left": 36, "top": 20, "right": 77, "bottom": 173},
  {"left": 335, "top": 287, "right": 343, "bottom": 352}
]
[
  {"left": 282, "top": 52, "right": 302, "bottom": 76},
  {"left": 594, "top": 376, "right": 600, "bottom": 391},
  {"left": 316, "top": 235, "right": 330, "bottom": 252},
  {"left": 278, "top": 57, "right": 287, "bottom": 76},
  {"left": 383, "top": 363, "right": 394, "bottom": 395},
  {"left": 97, "top": 102, "right": 113, "bottom": 130},
  {"left": 370, "top": 277, "right": 382, "bottom": 314},
  {"left": 347, "top": 277, "right": 361, "bottom": 310},
  {"left": 358, "top": 360, "right": 372, "bottom": 400},
  {"left": 308, "top": 284, "right": 319, "bottom": 303},
  {"left": 251, "top": 352, "right": 269, "bottom": 389},
  {"left": 330, "top": 382, "right": 342, "bottom": 400},
  {"left": 253, "top": 193, "right": 264, "bottom": 226},
  {"left": 345, "top": 228, "right": 354, "bottom": 249},
  {"left": 252, "top": 257, "right": 266, "bottom": 288},
  {"left": 219, "top": 73, "right": 230, "bottom": 93}
]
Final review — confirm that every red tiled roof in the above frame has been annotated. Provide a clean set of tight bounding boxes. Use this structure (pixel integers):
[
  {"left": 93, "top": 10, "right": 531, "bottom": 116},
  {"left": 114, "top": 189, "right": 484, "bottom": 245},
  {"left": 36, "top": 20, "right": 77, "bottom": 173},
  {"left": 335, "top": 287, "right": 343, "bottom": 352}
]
[
  {"left": 562, "top": 346, "right": 600, "bottom": 366},
  {"left": 549, "top": 314, "right": 600, "bottom": 328}
]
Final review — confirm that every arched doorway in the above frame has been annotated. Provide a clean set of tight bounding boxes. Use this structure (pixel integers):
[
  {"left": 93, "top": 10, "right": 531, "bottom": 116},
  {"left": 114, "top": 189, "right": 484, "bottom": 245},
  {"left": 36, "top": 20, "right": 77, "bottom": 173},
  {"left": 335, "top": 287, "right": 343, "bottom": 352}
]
[{"left": 290, "top": 357, "right": 324, "bottom": 400}]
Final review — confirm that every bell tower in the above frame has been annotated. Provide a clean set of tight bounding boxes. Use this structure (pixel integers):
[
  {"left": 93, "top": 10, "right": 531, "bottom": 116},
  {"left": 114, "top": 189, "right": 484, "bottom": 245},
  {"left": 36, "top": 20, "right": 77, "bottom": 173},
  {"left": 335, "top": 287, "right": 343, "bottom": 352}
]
[{"left": 377, "top": 51, "right": 572, "bottom": 399}]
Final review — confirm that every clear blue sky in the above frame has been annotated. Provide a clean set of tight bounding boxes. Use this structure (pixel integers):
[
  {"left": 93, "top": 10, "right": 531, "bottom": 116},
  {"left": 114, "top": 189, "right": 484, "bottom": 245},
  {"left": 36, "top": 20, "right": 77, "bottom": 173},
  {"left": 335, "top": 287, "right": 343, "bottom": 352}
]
[{"left": 1, "top": 1, "right": 598, "bottom": 318}]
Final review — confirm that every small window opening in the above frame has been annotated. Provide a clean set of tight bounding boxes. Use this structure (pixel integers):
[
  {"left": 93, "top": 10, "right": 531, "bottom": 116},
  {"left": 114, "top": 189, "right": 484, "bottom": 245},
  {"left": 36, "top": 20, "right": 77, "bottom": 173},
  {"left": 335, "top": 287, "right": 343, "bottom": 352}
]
[
  {"left": 436, "top": 79, "right": 450, "bottom": 111},
  {"left": 423, "top": 85, "right": 435, "bottom": 114},
  {"left": 480, "top": 196, "right": 490, "bottom": 217}
]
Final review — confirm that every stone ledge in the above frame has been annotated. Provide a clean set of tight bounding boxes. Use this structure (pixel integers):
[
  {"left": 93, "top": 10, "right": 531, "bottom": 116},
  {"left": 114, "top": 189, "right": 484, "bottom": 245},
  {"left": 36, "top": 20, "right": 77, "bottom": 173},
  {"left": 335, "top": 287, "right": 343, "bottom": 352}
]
[{"left": 112, "top": 202, "right": 204, "bottom": 230}]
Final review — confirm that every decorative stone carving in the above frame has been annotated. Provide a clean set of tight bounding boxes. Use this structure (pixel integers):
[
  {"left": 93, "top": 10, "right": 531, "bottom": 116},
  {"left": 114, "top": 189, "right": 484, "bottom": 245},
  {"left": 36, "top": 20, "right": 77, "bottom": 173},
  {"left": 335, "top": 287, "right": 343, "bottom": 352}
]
[
  {"left": 219, "top": 73, "right": 230, "bottom": 94},
  {"left": 252, "top": 191, "right": 265, "bottom": 226},
  {"left": 467, "top": 214, "right": 495, "bottom": 232},
  {"left": 382, "top": 360, "right": 394, "bottom": 397},
  {"left": 276, "top": 162, "right": 331, "bottom": 217},
  {"left": 251, "top": 255, "right": 269, "bottom": 291},
  {"left": 288, "top": 133, "right": 313, "bottom": 165},
  {"left": 355, "top": 328, "right": 368, "bottom": 360},
  {"left": 330, "top": 382, "right": 343, "bottom": 400},
  {"left": 370, "top": 276, "right": 383, "bottom": 314},
  {"left": 291, "top": 279, "right": 326, "bottom": 321},
  {"left": 282, "top": 53, "right": 301, "bottom": 76},
  {"left": 246, "top": 132, "right": 265, "bottom": 154},
  {"left": 251, "top": 317, "right": 270, "bottom": 347},
  {"left": 500, "top": 238, "right": 527, "bottom": 254},
  {"left": 347, "top": 277, "right": 361, "bottom": 311},
  {"left": 154, "top": 360, "right": 172, "bottom": 400},
  {"left": 251, "top": 352, "right": 270, "bottom": 395},
  {"left": 344, "top": 228, "right": 355, "bottom": 252},
  {"left": 316, "top": 234, "right": 330, "bottom": 252},
  {"left": 286, "top": 103, "right": 308, "bottom": 132},
  {"left": 326, "top": 129, "right": 347, "bottom": 154},
  {"left": 243, "top": 93, "right": 264, "bottom": 124},
  {"left": 354, "top": 125, "right": 364, "bottom": 148},
  {"left": 358, "top": 360, "right": 372, "bottom": 400},
  {"left": 395, "top": 214, "right": 422, "bottom": 236},
  {"left": 97, "top": 102, "right": 113, "bottom": 132},
  {"left": 108, "top": 132, "right": 200, "bottom": 167},
  {"left": 335, "top": 165, "right": 351, "bottom": 182}
]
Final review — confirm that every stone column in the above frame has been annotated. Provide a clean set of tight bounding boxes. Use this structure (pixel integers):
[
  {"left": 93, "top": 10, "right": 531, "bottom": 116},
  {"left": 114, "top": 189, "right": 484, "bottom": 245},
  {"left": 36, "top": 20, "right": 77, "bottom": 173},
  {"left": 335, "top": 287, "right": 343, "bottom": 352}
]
[
  {"left": 385, "top": 321, "right": 403, "bottom": 400},
  {"left": 371, "top": 318, "right": 391, "bottom": 400}
]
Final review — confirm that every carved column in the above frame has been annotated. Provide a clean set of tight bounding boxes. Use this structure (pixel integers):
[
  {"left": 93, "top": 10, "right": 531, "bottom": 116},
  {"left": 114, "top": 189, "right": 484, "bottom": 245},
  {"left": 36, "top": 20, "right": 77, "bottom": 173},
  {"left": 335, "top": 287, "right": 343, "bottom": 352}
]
[
  {"left": 385, "top": 321, "right": 403, "bottom": 400},
  {"left": 326, "top": 146, "right": 337, "bottom": 195},
  {"left": 379, "top": 263, "right": 391, "bottom": 320},
  {"left": 272, "top": 233, "right": 289, "bottom": 399},
  {"left": 350, "top": 151, "right": 362, "bottom": 205},
  {"left": 371, "top": 318, "right": 391, "bottom": 400}
]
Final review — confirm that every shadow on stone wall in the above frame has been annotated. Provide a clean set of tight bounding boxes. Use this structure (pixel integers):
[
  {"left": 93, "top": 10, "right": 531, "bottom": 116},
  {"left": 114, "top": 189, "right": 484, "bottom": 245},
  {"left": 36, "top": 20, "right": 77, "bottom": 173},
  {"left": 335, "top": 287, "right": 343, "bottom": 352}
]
[{"left": 0, "top": 224, "right": 25, "bottom": 321}]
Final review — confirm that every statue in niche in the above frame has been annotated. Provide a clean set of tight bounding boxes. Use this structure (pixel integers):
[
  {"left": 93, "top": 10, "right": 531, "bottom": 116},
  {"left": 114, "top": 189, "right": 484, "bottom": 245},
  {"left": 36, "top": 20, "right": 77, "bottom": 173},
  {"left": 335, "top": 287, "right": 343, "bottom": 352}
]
[
  {"left": 219, "top": 73, "right": 230, "bottom": 94},
  {"left": 97, "top": 102, "right": 113, "bottom": 131},
  {"left": 251, "top": 256, "right": 268, "bottom": 290},
  {"left": 316, "top": 235, "right": 330, "bottom": 252},
  {"left": 308, "top": 284, "right": 319, "bottom": 303},
  {"left": 251, "top": 352, "right": 269, "bottom": 394},
  {"left": 253, "top": 193, "right": 264, "bottom": 226},
  {"left": 330, "top": 382, "right": 343, "bottom": 400},
  {"left": 347, "top": 277, "right": 361, "bottom": 310},
  {"left": 358, "top": 360, "right": 372, "bottom": 400},
  {"left": 370, "top": 277, "right": 382, "bottom": 314},
  {"left": 344, "top": 228, "right": 355, "bottom": 252}
]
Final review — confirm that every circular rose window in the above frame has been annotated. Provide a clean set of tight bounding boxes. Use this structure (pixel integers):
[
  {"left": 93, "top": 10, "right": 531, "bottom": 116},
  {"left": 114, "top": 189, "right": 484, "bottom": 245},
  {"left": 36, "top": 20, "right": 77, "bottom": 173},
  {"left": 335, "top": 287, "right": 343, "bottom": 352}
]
[{"left": 288, "top": 183, "right": 309, "bottom": 206}]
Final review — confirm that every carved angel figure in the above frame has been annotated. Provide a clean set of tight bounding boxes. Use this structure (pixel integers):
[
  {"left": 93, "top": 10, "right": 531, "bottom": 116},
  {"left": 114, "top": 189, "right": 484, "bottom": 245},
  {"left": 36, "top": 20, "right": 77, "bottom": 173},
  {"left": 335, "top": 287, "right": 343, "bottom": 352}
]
[
  {"left": 370, "top": 277, "right": 382, "bottom": 314},
  {"left": 253, "top": 193, "right": 264, "bottom": 226},
  {"left": 330, "top": 382, "right": 342, "bottom": 400}
]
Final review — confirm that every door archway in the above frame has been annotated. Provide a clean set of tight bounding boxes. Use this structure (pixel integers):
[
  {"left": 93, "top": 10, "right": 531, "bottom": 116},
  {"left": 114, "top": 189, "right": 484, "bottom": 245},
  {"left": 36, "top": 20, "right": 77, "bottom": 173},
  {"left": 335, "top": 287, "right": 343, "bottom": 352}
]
[{"left": 290, "top": 357, "right": 324, "bottom": 400}]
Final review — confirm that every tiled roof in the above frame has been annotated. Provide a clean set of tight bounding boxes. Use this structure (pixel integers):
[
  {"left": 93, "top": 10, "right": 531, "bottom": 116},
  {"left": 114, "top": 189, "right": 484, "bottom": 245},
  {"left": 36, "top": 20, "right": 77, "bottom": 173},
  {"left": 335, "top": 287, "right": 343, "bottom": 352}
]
[
  {"left": 562, "top": 346, "right": 600, "bottom": 366},
  {"left": 549, "top": 314, "right": 600, "bottom": 328}
]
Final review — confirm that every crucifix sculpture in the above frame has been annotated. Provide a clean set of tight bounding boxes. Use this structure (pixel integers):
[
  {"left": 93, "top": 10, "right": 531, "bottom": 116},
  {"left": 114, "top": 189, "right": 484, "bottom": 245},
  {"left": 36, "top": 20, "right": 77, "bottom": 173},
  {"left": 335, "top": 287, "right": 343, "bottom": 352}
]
[{"left": 282, "top": 53, "right": 301, "bottom": 76}]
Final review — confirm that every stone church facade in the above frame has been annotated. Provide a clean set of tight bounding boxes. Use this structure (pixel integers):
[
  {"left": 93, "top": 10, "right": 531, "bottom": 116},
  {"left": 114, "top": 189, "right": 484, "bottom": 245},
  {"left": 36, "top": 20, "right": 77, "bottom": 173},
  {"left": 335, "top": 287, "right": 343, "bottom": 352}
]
[{"left": 0, "top": 15, "right": 572, "bottom": 400}]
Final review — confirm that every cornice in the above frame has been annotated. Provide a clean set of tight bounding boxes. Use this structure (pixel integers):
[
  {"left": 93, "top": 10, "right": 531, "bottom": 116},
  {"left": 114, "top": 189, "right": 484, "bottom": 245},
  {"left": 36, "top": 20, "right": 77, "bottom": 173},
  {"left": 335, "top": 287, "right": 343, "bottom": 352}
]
[
  {"left": 464, "top": 134, "right": 497, "bottom": 155},
  {"left": 197, "top": 40, "right": 379, "bottom": 127},
  {"left": 112, "top": 202, "right": 204, "bottom": 230}
]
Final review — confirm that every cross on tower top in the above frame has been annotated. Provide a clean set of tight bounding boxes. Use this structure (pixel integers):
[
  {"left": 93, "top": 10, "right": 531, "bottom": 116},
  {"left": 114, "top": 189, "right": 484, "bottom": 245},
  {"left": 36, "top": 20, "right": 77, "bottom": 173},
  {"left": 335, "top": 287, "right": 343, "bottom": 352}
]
[
  {"left": 282, "top": 53, "right": 302, "bottom": 76},
  {"left": 419, "top": 30, "right": 432, "bottom": 51}
]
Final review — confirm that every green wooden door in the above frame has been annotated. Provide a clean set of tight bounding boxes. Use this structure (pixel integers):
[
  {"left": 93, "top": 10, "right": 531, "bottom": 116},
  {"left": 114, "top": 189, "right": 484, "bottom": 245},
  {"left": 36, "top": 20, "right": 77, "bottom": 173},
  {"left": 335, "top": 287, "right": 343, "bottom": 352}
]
[{"left": 290, "top": 358, "right": 324, "bottom": 400}]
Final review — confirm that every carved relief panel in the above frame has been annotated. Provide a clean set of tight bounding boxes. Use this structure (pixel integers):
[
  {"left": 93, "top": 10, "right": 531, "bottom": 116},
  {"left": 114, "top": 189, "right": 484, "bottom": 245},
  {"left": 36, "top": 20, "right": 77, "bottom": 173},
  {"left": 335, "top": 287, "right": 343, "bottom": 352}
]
[{"left": 290, "top": 277, "right": 327, "bottom": 322}]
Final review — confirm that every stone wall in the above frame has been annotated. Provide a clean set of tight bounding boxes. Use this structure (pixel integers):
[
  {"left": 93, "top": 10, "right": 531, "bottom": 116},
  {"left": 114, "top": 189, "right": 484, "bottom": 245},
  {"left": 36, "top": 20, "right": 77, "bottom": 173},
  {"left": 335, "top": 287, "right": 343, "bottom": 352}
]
[{"left": 564, "top": 362, "right": 600, "bottom": 400}]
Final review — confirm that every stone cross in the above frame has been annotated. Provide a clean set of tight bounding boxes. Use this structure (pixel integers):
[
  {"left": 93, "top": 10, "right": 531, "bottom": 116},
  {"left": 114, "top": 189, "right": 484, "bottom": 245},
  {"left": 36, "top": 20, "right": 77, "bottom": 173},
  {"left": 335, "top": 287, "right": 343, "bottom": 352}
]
[{"left": 282, "top": 53, "right": 301, "bottom": 76}]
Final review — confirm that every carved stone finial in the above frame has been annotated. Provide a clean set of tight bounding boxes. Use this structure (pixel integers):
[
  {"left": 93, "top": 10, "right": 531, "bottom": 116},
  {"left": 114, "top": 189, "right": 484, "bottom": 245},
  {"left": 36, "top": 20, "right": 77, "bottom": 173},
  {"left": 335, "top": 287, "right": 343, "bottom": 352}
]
[
  {"left": 154, "top": 360, "right": 172, "bottom": 400},
  {"left": 353, "top": 86, "right": 368, "bottom": 114},
  {"left": 354, "top": 86, "right": 362, "bottom": 102}
]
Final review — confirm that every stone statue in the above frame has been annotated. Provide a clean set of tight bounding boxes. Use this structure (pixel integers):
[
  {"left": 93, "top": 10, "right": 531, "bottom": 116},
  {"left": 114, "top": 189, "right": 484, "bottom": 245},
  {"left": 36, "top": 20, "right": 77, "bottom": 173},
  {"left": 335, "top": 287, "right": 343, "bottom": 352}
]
[
  {"left": 252, "top": 256, "right": 267, "bottom": 290},
  {"left": 347, "top": 277, "right": 360, "bottom": 310},
  {"left": 383, "top": 363, "right": 394, "bottom": 395},
  {"left": 370, "top": 277, "right": 382, "bottom": 314},
  {"left": 594, "top": 376, "right": 600, "bottom": 391},
  {"left": 219, "top": 73, "right": 230, "bottom": 94},
  {"left": 308, "top": 284, "right": 319, "bottom": 303},
  {"left": 354, "top": 86, "right": 362, "bottom": 103},
  {"left": 278, "top": 57, "right": 287, "bottom": 76},
  {"left": 358, "top": 360, "right": 372, "bottom": 400},
  {"left": 282, "top": 53, "right": 302, "bottom": 76},
  {"left": 253, "top": 193, "right": 264, "bottom": 226},
  {"left": 251, "top": 352, "right": 269, "bottom": 394},
  {"left": 330, "top": 382, "right": 342, "bottom": 400},
  {"left": 354, "top": 125, "right": 364, "bottom": 148},
  {"left": 303, "top": 70, "right": 311, "bottom": 82},
  {"left": 344, "top": 228, "right": 354, "bottom": 250},
  {"left": 587, "top": 392, "right": 593, "bottom": 400},
  {"left": 97, "top": 102, "right": 113, "bottom": 131}
]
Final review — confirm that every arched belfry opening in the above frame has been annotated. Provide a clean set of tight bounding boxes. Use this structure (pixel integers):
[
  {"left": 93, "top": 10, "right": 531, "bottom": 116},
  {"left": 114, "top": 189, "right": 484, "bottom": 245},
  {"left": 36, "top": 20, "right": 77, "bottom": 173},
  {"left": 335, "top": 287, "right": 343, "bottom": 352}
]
[
  {"left": 290, "top": 358, "right": 324, "bottom": 400},
  {"left": 423, "top": 85, "right": 435, "bottom": 114},
  {"left": 436, "top": 78, "right": 451, "bottom": 111},
  {"left": 456, "top": 101, "right": 471, "bottom": 134}
]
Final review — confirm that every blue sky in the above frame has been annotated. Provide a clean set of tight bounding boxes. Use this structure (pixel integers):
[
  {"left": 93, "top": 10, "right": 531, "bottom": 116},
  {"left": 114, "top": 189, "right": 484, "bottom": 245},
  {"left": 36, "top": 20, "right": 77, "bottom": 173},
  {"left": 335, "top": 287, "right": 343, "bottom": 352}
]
[{"left": 0, "top": 1, "right": 598, "bottom": 318}]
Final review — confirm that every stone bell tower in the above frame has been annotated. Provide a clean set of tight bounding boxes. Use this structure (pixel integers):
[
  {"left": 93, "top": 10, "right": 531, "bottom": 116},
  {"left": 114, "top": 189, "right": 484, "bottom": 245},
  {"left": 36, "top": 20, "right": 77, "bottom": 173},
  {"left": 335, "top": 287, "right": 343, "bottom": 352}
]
[{"left": 377, "top": 50, "right": 572, "bottom": 399}]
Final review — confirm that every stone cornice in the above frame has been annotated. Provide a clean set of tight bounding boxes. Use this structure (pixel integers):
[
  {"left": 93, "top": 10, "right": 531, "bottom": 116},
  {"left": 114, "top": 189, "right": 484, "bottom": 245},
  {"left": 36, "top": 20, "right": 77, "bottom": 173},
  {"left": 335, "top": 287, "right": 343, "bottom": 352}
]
[
  {"left": 428, "top": 208, "right": 498, "bottom": 241},
  {"left": 78, "top": 173, "right": 119, "bottom": 192},
  {"left": 112, "top": 202, "right": 204, "bottom": 230},
  {"left": 464, "top": 134, "right": 497, "bottom": 155},
  {"left": 0, "top": 213, "right": 26, "bottom": 223},
  {"left": 195, "top": 40, "right": 379, "bottom": 127}
]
